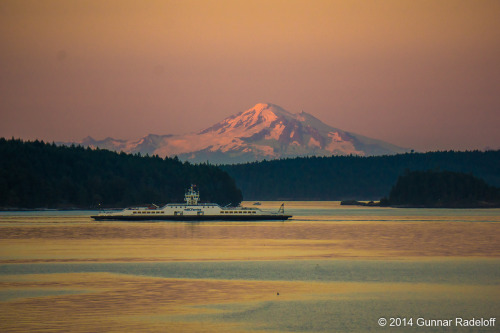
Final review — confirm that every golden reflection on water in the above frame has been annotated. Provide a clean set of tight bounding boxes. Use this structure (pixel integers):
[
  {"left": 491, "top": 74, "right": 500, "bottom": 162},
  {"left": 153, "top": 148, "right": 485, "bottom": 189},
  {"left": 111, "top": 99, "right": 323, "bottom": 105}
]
[
  {"left": 1, "top": 203, "right": 499, "bottom": 332},
  {"left": 1, "top": 215, "right": 499, "bottom": 262},
  {"left": 2, "top": 272, "right": 498, "bottom": 332},
  {"left": 2, "top": 272, "right": 497, "bottom": 332}
]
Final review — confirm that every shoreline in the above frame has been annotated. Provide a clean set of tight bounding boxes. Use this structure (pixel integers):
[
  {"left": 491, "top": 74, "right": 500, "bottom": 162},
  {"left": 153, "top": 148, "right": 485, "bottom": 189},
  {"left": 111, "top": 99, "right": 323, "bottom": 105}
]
[{"left": 340, "top": 200, "right": 500, "bottom": 209}]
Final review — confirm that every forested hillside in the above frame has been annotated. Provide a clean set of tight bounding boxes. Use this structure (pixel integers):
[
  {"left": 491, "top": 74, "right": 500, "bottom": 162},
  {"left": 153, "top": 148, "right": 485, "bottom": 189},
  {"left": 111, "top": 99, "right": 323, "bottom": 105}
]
[
  {"left": 0, "top": 138, "right": 242, "bottom": 209},
  {"left": 382, "top": 170, "right": 500, "bottom": 208},
  {"left": 222, "top": 150, "right": 500, "bottom": 200}
]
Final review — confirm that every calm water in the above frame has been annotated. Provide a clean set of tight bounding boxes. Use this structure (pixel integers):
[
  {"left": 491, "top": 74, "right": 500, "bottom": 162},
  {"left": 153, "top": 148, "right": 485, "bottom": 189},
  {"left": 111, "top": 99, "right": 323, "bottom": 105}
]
[{"left": 0, "top": 202, "right": 499, "bottom": 332}]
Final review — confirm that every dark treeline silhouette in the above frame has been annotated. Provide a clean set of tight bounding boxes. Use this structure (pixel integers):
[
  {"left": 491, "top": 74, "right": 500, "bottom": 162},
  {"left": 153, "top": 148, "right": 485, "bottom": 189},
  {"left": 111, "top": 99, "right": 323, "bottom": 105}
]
[
  {"left": 381, "top": 170, "right": 500, "bottom": 208},
  {"left": 0, "top": 138, "right": 242, "bottom": 209},
  {"left": 222, "top": 150, "right": 500, "bottom": 200}
]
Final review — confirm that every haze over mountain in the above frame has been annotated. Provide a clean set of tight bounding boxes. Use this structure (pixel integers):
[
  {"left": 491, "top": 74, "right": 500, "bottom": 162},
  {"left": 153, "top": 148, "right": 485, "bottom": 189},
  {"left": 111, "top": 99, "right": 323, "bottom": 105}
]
[{"left": 71, "top": 103, "right": 410, "bottom": 164}]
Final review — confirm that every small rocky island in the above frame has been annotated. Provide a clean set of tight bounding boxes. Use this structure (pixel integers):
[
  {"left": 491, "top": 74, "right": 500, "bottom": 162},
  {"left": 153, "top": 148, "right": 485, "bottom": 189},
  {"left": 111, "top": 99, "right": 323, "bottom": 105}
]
[
  {"left": 342, "top": 170, "right": 500, "bottom": 208},
  {"left": 340, "top": 200, "right": 380, "bottom": 206}
]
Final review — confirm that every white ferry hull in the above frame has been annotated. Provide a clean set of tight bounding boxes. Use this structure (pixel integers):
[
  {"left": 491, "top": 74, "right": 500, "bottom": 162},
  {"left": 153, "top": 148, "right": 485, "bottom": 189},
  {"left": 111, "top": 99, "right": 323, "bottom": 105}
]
[
  {"left": 91, "top": 214, "right": 292, "bottom": 221},
  {"left": 91, "top": 185, "right": 292, "bottom": 222}
]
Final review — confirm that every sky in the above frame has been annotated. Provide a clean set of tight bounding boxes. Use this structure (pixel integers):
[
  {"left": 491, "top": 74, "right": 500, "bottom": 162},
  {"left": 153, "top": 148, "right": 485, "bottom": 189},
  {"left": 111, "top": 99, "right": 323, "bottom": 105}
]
[{"left": 1, "top": 0, "right": 499, "bottom": 152}]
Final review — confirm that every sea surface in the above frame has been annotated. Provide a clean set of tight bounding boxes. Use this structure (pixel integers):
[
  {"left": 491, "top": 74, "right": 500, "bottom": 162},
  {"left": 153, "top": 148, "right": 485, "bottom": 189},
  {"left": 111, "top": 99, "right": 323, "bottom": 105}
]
[{"left": 0, "top": 202, "right": 499, "bottom": 332}]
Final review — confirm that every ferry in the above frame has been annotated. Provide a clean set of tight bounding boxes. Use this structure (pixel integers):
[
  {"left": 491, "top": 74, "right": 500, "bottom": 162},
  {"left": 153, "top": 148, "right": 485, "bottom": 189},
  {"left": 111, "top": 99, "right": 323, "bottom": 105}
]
[{"left": 91, "top": 185, "right": 292, "bottom": 221}]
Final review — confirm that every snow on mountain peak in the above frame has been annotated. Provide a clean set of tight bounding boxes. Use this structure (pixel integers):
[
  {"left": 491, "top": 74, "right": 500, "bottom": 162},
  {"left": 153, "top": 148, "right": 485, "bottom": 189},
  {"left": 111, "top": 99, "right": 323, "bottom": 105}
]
[
  {"left": 200, "top": 103, "right": 281, "bottom": 136},
  {"left": 252, "top": 102, "right": 271, "bottom": 111},
  {"left": 72, "top": 103, "right": 410, "bottom": 163}
]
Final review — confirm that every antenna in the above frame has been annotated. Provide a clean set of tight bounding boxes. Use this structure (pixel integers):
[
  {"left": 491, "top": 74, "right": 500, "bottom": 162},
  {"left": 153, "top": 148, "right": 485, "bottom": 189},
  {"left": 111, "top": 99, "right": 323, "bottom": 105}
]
[{"left": 184, "top": 184, "right": 200, "bottom": 205}]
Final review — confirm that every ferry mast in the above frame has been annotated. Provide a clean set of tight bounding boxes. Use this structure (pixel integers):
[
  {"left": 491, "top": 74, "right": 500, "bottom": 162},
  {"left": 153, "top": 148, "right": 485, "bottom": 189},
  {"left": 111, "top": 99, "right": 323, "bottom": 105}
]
[{"left": 184, "top": 185, "right": 200, "bottom": 205}]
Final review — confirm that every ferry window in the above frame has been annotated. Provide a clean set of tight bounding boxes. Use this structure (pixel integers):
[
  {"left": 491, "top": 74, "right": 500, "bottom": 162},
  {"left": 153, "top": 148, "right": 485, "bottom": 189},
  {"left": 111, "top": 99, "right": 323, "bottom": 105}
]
[{"left": 252, "top": 211, "right": 256, "bottom": 214}]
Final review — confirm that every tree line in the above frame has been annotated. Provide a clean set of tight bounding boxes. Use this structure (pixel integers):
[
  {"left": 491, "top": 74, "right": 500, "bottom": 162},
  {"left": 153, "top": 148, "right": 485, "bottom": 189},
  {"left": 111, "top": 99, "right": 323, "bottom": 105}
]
[
  {"left": 381, "top": 169, "right": 500, "bottom": 208},
  {"left": 221, "top": 150, "right": 500, "bottom": 200},
  {"left": 3, "top": 138, "right": 499, "bottom": 207},
  {"left": 0, "top": 138, "right": 242, "bottom": 209}
]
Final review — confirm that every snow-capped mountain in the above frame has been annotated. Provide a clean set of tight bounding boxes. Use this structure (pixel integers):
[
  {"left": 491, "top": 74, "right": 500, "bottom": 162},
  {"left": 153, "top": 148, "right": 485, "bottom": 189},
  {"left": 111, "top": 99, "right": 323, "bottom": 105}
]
[{"left": 69, "top": 103, "right": 410, "bottom": 164}]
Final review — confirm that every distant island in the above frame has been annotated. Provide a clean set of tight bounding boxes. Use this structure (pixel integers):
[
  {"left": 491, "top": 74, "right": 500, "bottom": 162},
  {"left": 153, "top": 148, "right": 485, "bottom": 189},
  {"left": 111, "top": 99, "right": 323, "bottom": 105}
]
[
  {"left": 342, "top": 170, "right": 500, "bottom": 208},
  {"left": 223, "top": 150, "right": 500, "bottom": 200},
  {"left": 379, "top": 170, "right": 500, "bottom": 208}
]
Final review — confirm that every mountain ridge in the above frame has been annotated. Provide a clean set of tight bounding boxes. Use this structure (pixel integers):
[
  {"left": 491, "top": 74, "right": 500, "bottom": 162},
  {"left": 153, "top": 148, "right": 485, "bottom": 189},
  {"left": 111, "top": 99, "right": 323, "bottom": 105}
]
[{"left": 64, "top": 103, "right": 410, "bottom": 163}]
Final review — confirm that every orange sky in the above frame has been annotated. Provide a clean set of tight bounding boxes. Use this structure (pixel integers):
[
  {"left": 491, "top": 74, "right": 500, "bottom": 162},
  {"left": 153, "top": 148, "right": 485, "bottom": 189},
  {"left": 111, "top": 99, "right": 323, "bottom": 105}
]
[{"left": 1, "top": 0, "right": 499, "bottom": 151}]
